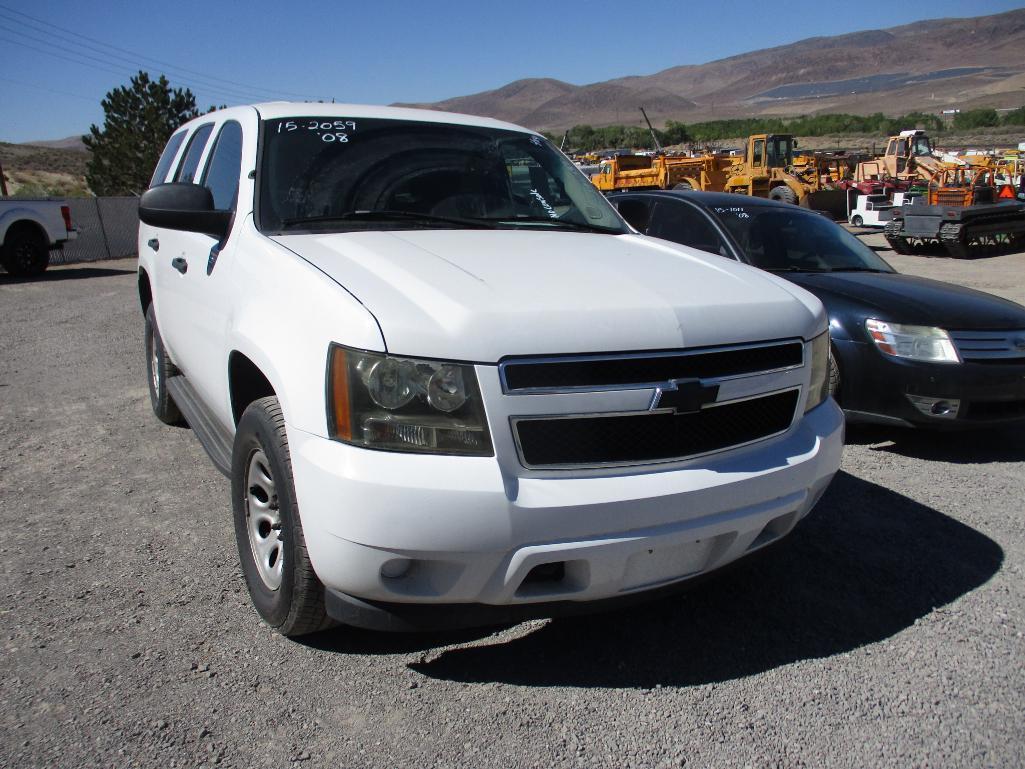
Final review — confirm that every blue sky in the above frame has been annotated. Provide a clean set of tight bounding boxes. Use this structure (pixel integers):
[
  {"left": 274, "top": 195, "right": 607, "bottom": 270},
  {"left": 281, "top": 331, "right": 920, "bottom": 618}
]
[{"left": 1, "top": 0, "right": 1023, "bottom": 143}]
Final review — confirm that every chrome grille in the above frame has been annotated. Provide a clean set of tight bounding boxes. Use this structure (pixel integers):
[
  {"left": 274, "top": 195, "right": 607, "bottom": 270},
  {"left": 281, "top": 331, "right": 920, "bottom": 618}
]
[
  {"left": 950, "top": 329, "right": 1025, "bottom": 363},
  {"left": 501, "top": 340, "right": 804, "bottom": 393}
]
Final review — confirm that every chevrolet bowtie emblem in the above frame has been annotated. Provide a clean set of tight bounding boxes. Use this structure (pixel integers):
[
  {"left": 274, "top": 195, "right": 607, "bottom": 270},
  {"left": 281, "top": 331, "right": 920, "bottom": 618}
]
[{"left": 650, "top": 379, "right": 720, "bottom": 414}]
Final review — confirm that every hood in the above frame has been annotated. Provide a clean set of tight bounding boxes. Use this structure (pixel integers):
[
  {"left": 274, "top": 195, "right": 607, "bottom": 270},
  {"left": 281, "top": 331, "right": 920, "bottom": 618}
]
[
  {"left": 785, "top": 271, "right": 1025, "bottom": 331},
  {"left": 272, "top": 229, "right": 824, "bottom": 362}
]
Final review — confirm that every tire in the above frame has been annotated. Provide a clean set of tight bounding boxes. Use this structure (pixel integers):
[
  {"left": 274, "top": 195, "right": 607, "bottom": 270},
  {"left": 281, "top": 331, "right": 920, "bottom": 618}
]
[
  {"left": 232, "top": 396, "right": 334, "bottom": 637},
  {"left": 144, "top": 306, "right": 183, "bottom": 425},
  {"left": 769, "top": 186, "right": 799, "bottom": 205},
  {"left": 828, "top": 350, "right": 841, "bottom": 401},
  {"left": 1, "top": 225, "right": 50, "bottom": 277},
  {"left": 851, "top": 215, "right": 864, "bottom": 227},
  {"left": 672, "top": 181, "right": 693, "bottom": 190}
]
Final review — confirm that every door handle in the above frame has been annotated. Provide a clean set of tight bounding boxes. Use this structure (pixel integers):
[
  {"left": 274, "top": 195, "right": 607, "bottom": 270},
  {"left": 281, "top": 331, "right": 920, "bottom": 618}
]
[
  {"left": 147, "top": 238, "right": 159, "bottom": 252},
  {"left": 171, "top": 257, "right": 188, "bottom": 274}
]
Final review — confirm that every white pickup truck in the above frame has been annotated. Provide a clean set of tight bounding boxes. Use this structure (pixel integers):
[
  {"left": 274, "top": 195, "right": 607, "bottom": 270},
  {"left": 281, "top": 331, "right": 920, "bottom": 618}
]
[
  {"left": 0, "top": 199, "right": 77, "bottom": 275},
  {"left": 138, "top": 103, "right": 843, "bottom": 637}
]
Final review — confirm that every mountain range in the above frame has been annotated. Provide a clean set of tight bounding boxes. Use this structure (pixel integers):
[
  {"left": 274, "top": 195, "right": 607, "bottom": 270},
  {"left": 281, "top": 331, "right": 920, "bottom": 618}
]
[{"left": 395, "top": 9, "right": 1025, "bottom": 131}]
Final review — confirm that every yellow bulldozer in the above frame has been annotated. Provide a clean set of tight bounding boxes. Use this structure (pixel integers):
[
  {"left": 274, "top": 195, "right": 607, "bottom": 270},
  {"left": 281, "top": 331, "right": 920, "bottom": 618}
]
[
  {"left": 721, "top": 134, "right": 848, "bottom": 214},
  {"left": 722, "top": 134, "right": 804, "bottom": 203}
]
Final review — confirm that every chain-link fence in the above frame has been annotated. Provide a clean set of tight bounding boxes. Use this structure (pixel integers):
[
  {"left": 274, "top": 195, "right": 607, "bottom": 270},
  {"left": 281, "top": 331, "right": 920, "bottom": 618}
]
[{"left": 49, "top": 197, "right": 140, "bottom": 265}]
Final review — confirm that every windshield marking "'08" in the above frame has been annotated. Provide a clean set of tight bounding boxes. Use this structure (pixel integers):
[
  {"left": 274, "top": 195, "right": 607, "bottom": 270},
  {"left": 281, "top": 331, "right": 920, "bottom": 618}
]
[{"left": 258, "top": 117, "right": 628, "bottom": 235}]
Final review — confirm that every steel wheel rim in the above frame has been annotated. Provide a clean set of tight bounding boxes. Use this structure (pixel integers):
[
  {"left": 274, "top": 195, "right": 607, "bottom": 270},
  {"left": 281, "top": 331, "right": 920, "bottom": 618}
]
[{"left": 244, "top": 448, "right": 283, "bottom": 590}]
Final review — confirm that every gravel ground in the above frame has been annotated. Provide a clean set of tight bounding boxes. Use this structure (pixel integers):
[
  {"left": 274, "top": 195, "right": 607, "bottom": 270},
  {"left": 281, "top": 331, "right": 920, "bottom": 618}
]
[{"left": 1, "top": 244, "right": 1024, "bottom": 769}]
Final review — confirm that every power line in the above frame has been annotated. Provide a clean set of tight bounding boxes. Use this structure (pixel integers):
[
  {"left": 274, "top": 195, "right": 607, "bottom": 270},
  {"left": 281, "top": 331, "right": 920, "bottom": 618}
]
[
  {"left": 0, "top": 33, "right": 290, "bottom": 108},
  {"left": 0, "top": 75, "right": 98, "bottom": 103},
  {"left": 0, "top": 22, "right": 278, "bottom": 103},
  {"left": 0, "top": 3, "right": 323, "bottom": 102}
]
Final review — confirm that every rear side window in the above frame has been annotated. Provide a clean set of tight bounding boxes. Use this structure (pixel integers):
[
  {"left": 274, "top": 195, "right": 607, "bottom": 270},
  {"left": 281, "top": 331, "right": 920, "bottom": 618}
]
[
  {"left": 149, "top": 131, "right": 187, "bottom": 188},
  {"left": 201, "top": 122, "right": 243, "bottom": 211},
  {"left": 174, "top": 124, "right": 214, "bottom": 184}
]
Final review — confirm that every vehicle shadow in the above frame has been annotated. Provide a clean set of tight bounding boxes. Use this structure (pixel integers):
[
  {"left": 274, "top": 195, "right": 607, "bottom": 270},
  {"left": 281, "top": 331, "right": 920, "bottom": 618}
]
[
  {"left": 845, "top": 422, "right": 1025, "bottom": 463},
  {"left": 0, "top": 266, "right": 136, "bottom": 282},
  {"left": 400, "top": 471, "right": 1002, "bottom": 688}
]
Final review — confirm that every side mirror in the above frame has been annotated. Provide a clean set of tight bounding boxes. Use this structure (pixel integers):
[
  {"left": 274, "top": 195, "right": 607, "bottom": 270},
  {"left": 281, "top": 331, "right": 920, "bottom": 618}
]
[{"left": 139, "top": 183, "right": 231, "bottom": 241}]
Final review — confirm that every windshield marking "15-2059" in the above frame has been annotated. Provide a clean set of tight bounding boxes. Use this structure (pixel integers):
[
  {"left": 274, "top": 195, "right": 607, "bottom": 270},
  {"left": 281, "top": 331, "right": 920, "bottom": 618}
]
[{"left": 275, "top": 119, "right": 358, "bottom": 143}]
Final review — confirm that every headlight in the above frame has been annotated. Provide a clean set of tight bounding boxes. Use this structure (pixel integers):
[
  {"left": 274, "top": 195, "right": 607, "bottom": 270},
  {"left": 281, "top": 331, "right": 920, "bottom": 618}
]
[
  {"left": 327, "top": 345, "right": 493, "bottom": 456},
  {"left": 805, "top": 330, "right": 830, "bottom": 413},
  {"left": 865, "top": 319, "right": 960, "bottom": 363}
]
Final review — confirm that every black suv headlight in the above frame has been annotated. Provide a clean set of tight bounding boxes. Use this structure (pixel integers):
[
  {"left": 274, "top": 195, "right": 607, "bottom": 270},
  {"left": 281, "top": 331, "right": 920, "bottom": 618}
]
[{"left": 326, "top": 345, "right": 493, "bottom": 456}]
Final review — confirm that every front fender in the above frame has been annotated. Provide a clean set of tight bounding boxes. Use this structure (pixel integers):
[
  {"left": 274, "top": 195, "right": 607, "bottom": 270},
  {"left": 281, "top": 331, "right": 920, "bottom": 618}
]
[{"left": 227, "top": 228, "right": 385, "bottom": 436}]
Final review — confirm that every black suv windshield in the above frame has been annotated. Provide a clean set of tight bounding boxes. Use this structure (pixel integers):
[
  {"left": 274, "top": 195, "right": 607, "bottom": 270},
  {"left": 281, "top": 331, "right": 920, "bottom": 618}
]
[
  {"left": 258, "top": 117, "right": 628, "bottom": 234},
  {"left": 709, "top": 204, "right": 895, "bottom": 273}
]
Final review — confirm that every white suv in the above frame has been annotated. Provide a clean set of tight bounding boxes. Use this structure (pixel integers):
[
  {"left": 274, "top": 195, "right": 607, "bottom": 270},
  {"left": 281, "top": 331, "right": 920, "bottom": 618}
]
[{"left": 138, "top": 103, "right": 843, "bottom": 636}]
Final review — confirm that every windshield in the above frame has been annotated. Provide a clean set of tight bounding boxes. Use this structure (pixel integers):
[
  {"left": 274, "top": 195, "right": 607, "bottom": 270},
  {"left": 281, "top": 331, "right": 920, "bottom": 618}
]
[
  {"left": 911, "top": 135, "right": 932, "bottom": 156},
  {"left": 258, "top": 117, "right": 629, "bottom": 234},
  {"left": 765, "top": 136, "right": 793, "bottom": 168},
  {"left": 708, "top": 205, "right": 895, "bottom": 273}
]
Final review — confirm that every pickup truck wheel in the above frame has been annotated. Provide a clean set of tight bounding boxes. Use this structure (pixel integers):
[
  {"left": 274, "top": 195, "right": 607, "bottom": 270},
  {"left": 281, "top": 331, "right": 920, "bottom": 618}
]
[
  {"left": 232, "top": 396, "right": 333, "bottom": 637},
  {"left": 2, "top": 227, "right": 49, "bottom": 276},
  {"left": 144, "top": 307, "right": 183, "bottom": 425}
]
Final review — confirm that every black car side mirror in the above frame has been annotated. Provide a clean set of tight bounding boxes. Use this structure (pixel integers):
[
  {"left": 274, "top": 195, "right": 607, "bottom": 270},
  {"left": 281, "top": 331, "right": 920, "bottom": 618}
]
[{"left": 139, "top": 183, "right": 232, "bottom": 241}]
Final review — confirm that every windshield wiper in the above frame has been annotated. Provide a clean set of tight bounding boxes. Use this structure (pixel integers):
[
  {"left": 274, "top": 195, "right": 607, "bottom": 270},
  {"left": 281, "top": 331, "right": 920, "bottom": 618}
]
[
  {"left": 484, "top": 216, "right": 619, "bottom": 234},
  {"left": 281, "top": 210, "right": 497, "bottom": 229},
  {"left": 764, "top": 266, "right": 830, "bottom": 273},
  {"left": 825, "top": 267, "right": 890, "bottom": 273}
]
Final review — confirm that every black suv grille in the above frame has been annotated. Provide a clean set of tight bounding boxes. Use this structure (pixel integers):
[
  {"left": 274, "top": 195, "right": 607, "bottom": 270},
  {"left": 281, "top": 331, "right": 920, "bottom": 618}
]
[
  {"left": 514, "top": 389, "right": 800, "bottom": 468},
  {"left": 502, "top": 342, "right": 803, "bottom": 392}
]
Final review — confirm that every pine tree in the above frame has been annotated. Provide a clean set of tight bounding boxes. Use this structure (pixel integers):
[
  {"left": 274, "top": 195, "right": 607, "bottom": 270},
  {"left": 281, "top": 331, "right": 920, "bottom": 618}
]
[{"left": 83, "top": 72, "right": 200, "bottom": 196}]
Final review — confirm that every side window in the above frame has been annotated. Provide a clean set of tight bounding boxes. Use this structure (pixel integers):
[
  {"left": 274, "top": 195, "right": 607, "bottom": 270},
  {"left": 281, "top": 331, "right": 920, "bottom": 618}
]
[
  {"left": 173, "top": 123, "right": 214, "bottom": 184},
  {"left": 647, "top": 201, "right": 730, "bottom": 257},
  {"left": 201, "top": 121, "right": 244, "bottom": 211},
  {"left": 614, "top": 197, "right": 652, "bottom": 232},
  {"left": 752, "top": 140, "right": 764, "bottom": 166},
  {"left": 149, "top": 131, "right": 187, "bottom": 188}
]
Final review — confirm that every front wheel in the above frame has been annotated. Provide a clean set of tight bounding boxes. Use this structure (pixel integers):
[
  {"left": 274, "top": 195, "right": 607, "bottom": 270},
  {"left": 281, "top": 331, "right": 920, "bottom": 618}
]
[
  {"left": 851, "top": 215, "right": 864, "bottom": 227},
  {"left": 769, "top": 186, "right": 799, "bottom": 205},
  {"left": 232, "top": 396, "right": 334, "bottom": 637},
  {"left": 145, "top": 306, "right": 183, "bottom": 425},
  {"left": 828, "top": 350, "right": 841, "bottom": 401}
]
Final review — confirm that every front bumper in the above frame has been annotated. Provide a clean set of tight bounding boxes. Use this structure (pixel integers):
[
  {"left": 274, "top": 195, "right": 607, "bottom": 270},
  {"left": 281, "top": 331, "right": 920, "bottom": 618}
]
[
  {"left": 835, "top": 339, "right": 1025, "bottom": 428},
  {"left": 286, "top": 399, "right": 843, "bottom": 628}
]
